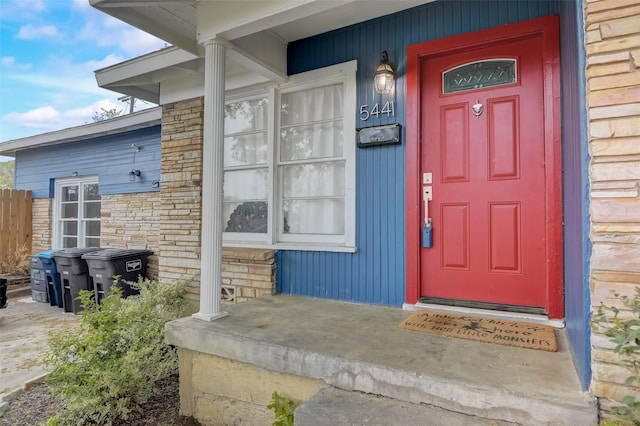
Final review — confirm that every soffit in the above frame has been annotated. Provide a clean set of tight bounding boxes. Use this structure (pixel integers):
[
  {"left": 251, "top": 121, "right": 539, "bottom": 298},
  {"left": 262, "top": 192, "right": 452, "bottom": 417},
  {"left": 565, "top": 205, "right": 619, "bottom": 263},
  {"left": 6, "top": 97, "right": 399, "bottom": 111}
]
[
  {"left": 90, "top": 0, "right": 433, "bottom": 100},
  {"left": 91, "top": 0, "right": 432, "bottom": 48}
]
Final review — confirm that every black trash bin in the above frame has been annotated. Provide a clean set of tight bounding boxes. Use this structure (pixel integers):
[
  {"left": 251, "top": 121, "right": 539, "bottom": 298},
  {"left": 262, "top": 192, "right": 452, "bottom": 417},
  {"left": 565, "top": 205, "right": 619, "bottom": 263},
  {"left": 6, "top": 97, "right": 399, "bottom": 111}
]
[
  {"left": 0, "top": 277, "right": 7, "bottom": 308},
  {"left": 29, "top": 255, "right": 48, "bottom": 303},
  {"left": 53, "top": 248, "right": 104, "bottom": 313},
  {"left": 82, "top": 249, "right": 152, "bottom": 304}
]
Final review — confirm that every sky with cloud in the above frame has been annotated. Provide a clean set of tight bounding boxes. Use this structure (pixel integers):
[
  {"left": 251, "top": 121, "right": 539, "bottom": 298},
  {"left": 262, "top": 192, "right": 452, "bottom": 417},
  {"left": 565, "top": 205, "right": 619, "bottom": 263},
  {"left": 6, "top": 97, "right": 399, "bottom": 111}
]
[{"left": 0, "top": 0, "right": 167, "bottom": 160}]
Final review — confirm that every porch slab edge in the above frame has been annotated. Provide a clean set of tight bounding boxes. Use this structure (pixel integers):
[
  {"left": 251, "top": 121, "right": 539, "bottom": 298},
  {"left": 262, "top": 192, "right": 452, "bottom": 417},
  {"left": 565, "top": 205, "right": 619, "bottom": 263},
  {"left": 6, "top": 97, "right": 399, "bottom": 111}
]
[{"left": 166, "top": 303, "right": 596, "bottom": 426}]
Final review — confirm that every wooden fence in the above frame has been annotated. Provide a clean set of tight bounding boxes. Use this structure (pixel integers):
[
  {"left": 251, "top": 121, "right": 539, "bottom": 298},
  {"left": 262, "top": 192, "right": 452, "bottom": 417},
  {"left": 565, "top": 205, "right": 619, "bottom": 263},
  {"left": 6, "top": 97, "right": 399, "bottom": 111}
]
[{"left": 0, "top": 189, "right": 32, "bottom": 270}]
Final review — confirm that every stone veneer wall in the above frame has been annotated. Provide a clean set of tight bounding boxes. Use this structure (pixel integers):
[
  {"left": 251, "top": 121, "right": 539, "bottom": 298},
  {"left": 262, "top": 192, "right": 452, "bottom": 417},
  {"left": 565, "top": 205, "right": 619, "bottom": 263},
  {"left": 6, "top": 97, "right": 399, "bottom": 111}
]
[
  {"left": 100, "top": 193, "right": 161, "bottom": 279},
  {"left": 159, "top": 97, "right": 205, "bottom": 305},
  {"left": 158, "top": 97, "right": 275, "bottom": 306},
  {"left": 585, "top": 0, "right": 640, "bottom": 414},
  {"left": 31, "top": 198, "right": 52, "bottom": 254},
  {"left": 221, "top": 248, "right": 276, "bottom": 303}
]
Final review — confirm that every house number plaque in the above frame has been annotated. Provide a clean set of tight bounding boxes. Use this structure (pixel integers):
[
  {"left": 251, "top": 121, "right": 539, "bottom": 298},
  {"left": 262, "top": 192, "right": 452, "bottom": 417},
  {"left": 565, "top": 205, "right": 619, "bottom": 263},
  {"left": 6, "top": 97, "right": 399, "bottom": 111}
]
[{"left": 359, "top": 101, "right": 395, "bottom": 121}]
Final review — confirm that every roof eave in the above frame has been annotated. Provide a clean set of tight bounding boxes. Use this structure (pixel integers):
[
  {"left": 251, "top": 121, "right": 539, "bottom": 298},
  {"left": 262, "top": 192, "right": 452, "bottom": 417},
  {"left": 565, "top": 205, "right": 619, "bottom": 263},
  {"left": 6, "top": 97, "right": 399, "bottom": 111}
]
[{"left": 0, "top": 107, "right": 162, "bottom": 156}]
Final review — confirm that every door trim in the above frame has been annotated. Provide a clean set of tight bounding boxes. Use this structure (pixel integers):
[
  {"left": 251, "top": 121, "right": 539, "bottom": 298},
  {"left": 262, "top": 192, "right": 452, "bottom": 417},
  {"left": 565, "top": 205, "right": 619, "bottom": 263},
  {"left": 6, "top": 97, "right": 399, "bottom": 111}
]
[{"left": 405, "top": 16, "right": 563, "bottom": 318}]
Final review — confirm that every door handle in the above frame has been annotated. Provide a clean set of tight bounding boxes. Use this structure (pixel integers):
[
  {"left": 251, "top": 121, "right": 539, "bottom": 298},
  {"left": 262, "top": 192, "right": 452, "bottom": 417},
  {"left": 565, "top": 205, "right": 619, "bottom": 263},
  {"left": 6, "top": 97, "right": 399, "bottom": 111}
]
[
  {"left": 422, "top": 185, "right": 433, "bottom": 248},
  {"left": 423, "top": 186, "right": 433, "bottom": 224}
]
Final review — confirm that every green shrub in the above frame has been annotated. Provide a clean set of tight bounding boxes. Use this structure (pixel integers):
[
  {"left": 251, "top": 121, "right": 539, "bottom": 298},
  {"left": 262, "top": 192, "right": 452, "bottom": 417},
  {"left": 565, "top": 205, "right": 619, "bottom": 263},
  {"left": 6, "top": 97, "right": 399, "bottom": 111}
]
[
  {"left": 267, "top": 391, "right": 297, "bottom": 426},
  {"left": 45, "top": 278, "right": 188, "bottom": 426},
  {"left": 592, "top": 289, "right": 640, "bottom": 426}
]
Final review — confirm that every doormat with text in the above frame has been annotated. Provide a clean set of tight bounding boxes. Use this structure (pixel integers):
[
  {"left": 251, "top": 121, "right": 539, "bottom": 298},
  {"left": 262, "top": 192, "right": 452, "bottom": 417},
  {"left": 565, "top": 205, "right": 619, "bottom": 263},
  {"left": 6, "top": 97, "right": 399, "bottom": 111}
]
[{"left": 399, "top": 311, "right": 557, "bottom": 352}]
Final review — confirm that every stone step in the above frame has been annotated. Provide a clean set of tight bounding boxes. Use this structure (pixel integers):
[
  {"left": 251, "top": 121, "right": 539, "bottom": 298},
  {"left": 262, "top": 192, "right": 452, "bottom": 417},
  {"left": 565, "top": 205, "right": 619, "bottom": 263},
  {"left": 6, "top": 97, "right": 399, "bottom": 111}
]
[{"left": 295, "top": 387, "right": 518, "bottom": 426}]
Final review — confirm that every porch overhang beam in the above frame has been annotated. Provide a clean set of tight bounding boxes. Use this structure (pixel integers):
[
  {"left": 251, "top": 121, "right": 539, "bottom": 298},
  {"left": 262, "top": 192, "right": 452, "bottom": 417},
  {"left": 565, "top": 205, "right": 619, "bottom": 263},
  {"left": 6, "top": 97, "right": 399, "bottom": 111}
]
[
  {"left": 90, "top": 0, "right": 199, "bottom": 55},
  {"left": 197, "top": 0, "right": 359, "bottom": 42},
  {"left": 101, "top": 85, "right": 160, "bottom": 104},
  {"left": 225, "top": 34, "right": 288, "bottom": 83},
  {"left": 95, "top": 47, "right": 200, "bottom": 87}
]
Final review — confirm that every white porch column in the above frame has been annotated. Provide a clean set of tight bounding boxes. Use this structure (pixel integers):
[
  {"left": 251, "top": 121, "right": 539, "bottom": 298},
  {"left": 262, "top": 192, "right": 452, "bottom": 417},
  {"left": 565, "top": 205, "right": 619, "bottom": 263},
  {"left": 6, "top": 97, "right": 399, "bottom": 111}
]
[{"left": 193, "top": 38, "right": 228, "bottom": 321}]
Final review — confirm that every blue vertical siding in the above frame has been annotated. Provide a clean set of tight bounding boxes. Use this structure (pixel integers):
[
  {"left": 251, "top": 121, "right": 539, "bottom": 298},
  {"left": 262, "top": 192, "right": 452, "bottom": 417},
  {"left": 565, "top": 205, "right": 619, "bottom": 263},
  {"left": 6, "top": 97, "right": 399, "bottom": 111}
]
[
  {"left": 560, "top": 0, "right": 591, "bottom": 390},
  {"left": 278, "top": 0, "right": 560, "bottom": 306},
  {"left": 14, "top": 126, "right": 161, "bottom": 198}
]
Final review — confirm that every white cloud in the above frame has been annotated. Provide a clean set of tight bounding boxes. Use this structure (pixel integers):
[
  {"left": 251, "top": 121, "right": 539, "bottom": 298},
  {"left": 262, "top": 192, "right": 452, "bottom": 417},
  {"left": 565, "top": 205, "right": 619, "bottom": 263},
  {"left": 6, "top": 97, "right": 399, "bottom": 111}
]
[
  {"left": 3, "top": 106, "right": 60, "bottom": 129},
  {"left": 71, "top": 0, "right": 91, "bottom": 12},
  {"left": 77, "top": 14, "right": 167, "bottom": 57},
  {"left": 2, "top": 53, "right": 135, "bottom": 98},
  {"left": 2, "top": 57, "right": 15, "bottom": 67},
  {"left": 119, "top": 29, "right": 167, "bottom": 55},
  {"left": 17, "top": 24, "right": 61, "bottom": 40},
  {"left": 85, "top": 54, "right": 127, "bottom": 71},
  {"left": 0, "top": 0, "right": 165, "bottom": 142},
  {"left": 6, "top": 69, "right": 107, "bottom": 97},
  {"left": 1, "top": 56, "right": 32, "bottom": 70},
  {"left": 1, "top": 0, "right": 47, "bottom": 20},
  {"left": 2, "top": 98, "right": 124, "bottom": 132}
]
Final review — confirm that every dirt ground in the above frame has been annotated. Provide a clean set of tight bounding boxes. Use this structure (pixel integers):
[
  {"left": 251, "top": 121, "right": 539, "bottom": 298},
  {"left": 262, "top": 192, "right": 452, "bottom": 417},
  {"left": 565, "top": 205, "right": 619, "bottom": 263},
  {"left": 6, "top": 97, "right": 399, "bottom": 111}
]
[{"left": 0, "top": 375, "right": 201, "bottom": 426}]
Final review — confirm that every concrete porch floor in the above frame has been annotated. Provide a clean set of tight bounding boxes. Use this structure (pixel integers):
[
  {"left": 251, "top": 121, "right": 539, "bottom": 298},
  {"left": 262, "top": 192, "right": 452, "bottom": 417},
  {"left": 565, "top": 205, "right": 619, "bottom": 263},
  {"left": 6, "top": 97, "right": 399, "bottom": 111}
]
[{"left": 165, "top": 295, "right": 597, "bottom": 425}]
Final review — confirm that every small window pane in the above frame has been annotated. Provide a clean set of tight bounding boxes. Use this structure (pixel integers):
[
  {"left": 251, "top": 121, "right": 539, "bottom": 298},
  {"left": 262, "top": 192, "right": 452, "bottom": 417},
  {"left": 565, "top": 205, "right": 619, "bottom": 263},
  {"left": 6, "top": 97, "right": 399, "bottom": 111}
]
[
  {"left": 63, "top": 237, "right": 77, "bottom": 248},
  {"left": 62, "top": 186, "right": 78, "bottom": 202},
  {"left": 224, "top": 133, "right": 268, "bottom": 167},
  {"left": 84, "top": 201, "right": 101, "bottom": 219},
  {"left": 281, "top": 84, "right": 343, "bottom": 126},
  {"left": 283, "top": 162, "right": 345, "bottom": 198},
  {"left": 84, "top": 184, "right": 100, "bottom": 201},
  {"left": 283, "top": 199, "right": 345, "bottom": 235},
  {"left": 280, "top": 122, "right": 343, "bottom": 161},
  {"left": 62, "top": 221, "right": 78, "bottom": 236},
  {"left": 224, "top": 98, "right": 268, "bottom": 134},
  {"left": 85, "top": 237, "right": 100, "bottom": 248},
  {"left": 85, "top": 220, "right": 101, "bottom": 237},
  {"left": 443, "top": 60, "right": 516, "bottom": 94},
  {"left": 223, "top": 169, "right": 268, "bottom": 202},
  {"left": 224, "top": 201, "right": 268, "bottom": 233},
  {"left": 62, "top": 203, "right": 78, "bottom": 219}
]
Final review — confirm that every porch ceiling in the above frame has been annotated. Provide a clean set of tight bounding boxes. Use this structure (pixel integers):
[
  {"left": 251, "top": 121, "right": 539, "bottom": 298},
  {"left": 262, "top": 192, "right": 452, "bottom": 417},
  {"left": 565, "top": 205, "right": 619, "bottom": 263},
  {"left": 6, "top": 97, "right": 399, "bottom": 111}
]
[
  {"left": 91, "top": 1, "right": 431, "bottom": 49},
  {"left": 90, "top": 0, "right": 432, "bottom": 100}
]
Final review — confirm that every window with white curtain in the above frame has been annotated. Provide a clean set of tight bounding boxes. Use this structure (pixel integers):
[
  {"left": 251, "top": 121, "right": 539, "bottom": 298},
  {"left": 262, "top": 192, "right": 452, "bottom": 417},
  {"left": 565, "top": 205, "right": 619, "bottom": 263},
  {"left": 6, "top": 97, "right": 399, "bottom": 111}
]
[
  {"left": 222, "top": 60, "right": 357, "bottom": 252},
  {"left": 223, "top": 97, "right": 269, "bottom": 236},
  {"left": 53, "top": 176, "right": 101, "bottom": 248}
]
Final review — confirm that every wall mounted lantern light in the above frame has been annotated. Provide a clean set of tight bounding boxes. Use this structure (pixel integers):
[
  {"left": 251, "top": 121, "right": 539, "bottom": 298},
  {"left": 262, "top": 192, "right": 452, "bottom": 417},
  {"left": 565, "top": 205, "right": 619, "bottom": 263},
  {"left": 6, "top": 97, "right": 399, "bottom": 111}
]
[
  {"left": 374, "top": 50, "right": 395, "bottom": 94},
  {"left": 129, "top": 169, "right": 141, "bottom": 182}
]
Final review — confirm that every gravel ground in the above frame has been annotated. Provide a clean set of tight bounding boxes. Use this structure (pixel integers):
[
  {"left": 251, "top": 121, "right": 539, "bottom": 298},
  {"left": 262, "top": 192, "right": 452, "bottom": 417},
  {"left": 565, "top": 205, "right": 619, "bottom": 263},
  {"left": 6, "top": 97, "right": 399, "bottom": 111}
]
[{"left": 0, "top": 375, "right": 201, "bottom": 426}]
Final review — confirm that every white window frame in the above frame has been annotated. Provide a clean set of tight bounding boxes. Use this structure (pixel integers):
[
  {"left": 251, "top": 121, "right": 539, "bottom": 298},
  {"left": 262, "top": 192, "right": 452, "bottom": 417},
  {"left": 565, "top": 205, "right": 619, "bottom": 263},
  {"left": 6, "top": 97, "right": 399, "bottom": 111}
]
[
  {"left": 52, "top": 176, "right": 100, "bottom": 249},
  {"left": 222, "top": 60, "right": 357, "bottom": 252},
  {"left": 222, "top": 88, "right": 275, "bottom": 246}
]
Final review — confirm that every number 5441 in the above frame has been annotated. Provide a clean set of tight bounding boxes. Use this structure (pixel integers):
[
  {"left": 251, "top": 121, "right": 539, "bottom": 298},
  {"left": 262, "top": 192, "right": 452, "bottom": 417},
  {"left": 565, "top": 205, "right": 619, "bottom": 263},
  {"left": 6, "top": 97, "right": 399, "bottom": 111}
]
[{"left": 359, "top": 101, "right": 395, "bottom": 121}]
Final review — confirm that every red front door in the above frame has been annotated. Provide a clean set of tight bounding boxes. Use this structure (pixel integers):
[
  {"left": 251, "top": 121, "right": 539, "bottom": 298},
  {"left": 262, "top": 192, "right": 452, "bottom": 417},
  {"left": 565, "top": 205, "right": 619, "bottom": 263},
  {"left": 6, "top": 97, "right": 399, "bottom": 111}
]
[{"left": 419, "top": 36, "right": 547, "bottom": 310}]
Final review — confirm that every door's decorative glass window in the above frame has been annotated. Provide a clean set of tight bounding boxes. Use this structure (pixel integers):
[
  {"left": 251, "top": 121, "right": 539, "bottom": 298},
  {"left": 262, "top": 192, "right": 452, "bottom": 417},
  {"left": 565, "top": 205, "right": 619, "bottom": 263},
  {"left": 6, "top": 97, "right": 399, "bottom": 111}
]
[
  {"left": 443, "top": 59, "right": 516, "bottom": 94},
  {"left": 55, "top": 177, "right": 100, "bottom": 248},
  {"left": 223, "top": 97, "right": 269, "bottom": 234}
]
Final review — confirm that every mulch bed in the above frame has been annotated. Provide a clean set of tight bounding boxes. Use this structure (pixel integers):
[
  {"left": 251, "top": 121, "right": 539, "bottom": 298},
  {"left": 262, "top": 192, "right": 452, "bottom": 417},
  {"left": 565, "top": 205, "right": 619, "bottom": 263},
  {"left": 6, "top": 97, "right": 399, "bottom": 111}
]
[{"left": 0, "top": 375, "right": 201, "bottom": 426}]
